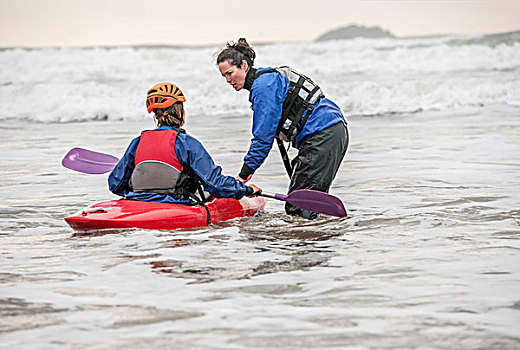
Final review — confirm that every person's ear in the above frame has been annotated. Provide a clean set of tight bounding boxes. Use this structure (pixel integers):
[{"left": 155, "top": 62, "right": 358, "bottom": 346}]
[{"left": 241, "top": 60, "right": 248, "bottom": 71}]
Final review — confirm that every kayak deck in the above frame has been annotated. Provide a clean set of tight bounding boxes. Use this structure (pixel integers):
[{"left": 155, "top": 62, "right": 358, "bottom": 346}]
[{"left": 65, "top": 196, "right": 266, "bottom": 232}]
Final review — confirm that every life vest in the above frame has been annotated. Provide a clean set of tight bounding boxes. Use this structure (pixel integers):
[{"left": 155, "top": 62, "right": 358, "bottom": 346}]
[
  {"left": 253, "top": 66, "right": 324, "bottom": 142},
  {"left": 132, "top": 129, "right": 206, "bottom": 201}
]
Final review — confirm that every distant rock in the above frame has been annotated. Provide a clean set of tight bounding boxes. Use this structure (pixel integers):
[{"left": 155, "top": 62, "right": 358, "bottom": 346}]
[{"left": 315, "top": 25, "right": 395, "bottom": 41}]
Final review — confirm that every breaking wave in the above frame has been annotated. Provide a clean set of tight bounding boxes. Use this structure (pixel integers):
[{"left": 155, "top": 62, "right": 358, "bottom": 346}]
[{"left": 1, "top": 31, "right": 519, "bottom": 122}]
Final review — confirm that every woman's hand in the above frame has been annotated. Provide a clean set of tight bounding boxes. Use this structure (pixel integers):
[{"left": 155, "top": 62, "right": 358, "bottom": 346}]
[
  {"left": 236, "top": 174, "right": 253, "bottom": 183},
  {"left": 248, "top": 184, "right": 262, "bottom": 196}
]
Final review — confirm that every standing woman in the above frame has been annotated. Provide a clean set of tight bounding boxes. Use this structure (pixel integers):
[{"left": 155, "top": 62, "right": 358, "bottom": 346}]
[{"left": 216, "top": 38, "right": 348, "bottom": 219}]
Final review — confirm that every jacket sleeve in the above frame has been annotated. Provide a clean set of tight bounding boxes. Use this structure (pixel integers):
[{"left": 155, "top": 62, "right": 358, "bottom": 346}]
[
  {"left": 240, "top": 72, "right": 288, "bottom": 177},
  {"left": 175, "top": 134, "right": 248, "bottom": 199},
  {"left": 108, "top": 136, "right": 140, "bottom": 196}
]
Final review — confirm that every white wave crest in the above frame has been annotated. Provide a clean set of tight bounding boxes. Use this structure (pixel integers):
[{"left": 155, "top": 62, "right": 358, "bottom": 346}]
[{"left": 1, "top": 33, "right": 519, "bottom": 123}]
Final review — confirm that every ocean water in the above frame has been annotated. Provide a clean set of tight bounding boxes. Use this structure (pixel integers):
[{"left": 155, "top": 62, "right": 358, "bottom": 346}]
[{"left": 1, "top": 32, "right": 519, "bottom": 349}]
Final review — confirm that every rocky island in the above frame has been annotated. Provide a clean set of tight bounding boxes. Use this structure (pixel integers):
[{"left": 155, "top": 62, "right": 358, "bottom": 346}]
[{"left": 315, "top": 24, "right": 395, "bottom": 41}]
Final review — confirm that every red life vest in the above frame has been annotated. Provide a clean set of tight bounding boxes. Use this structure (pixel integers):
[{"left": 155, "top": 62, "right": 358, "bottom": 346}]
[{"left": 131, "top": 129, "right": 184, "bottom": 193}]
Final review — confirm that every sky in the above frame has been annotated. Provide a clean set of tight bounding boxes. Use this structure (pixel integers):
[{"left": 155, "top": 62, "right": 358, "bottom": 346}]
[{"left": 1, "top": 0, "right": 519, "bottom": 48}]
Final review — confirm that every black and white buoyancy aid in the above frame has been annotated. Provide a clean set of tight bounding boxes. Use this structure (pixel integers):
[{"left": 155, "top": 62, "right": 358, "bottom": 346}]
[{"left": 250, "top": 66, "right": 324, "bottom": 143}]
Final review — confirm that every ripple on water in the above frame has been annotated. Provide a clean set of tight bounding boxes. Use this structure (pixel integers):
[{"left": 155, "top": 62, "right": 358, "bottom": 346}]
[{"left": 0, "top": 298, "right": 67, "bottom": 333}]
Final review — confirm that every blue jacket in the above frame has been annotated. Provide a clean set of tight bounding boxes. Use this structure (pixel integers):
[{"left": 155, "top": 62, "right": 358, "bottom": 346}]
[
  {"left": 108, "top": 126, "right": 247, "bottom": 203},
  {"left": 244, "top": 67, "right": 346, "bottom": 173}
]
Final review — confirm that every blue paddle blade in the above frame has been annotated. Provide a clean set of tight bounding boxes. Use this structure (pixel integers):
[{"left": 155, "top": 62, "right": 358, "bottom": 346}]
[
  {"left": 62, "top": 148, "right": 119, "bottom": 174},
  {"left": 266, "top": 189, "right": 347, "bottom": 217}
]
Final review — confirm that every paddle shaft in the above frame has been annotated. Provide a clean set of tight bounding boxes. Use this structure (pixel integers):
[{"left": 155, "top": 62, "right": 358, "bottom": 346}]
[{"left": 258, "top": 192, "right": 287, "bottom": 201}]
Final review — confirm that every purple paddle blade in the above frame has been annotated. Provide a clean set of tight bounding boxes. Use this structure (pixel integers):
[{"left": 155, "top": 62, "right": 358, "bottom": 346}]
[
  {"left": 262, "top": 189, "right": 347, "bottom": 217},
  {"left": 62, "top": 147, "right": 119, "bottom": 174},
  {"left": 282, "top": 189, "right": 347, "bottom": 217}
]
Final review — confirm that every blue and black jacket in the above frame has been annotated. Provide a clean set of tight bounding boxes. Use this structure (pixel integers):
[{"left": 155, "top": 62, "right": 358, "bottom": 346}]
[{"left": 239, "top": 66, "right": 346, "bottom": 179}]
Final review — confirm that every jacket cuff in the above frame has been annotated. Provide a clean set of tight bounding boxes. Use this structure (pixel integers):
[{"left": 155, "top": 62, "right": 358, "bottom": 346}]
[
  {"left": 244, "top": 186, "right": 254, "bottom": 196},
  {"left": 238, "top": 163, "right": 255, "bottom": 180}
]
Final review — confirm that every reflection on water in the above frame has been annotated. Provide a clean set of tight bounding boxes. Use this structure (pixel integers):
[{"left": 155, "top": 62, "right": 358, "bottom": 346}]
[{"left": 1, "top": 108, "right": 520, "bottom": 349}]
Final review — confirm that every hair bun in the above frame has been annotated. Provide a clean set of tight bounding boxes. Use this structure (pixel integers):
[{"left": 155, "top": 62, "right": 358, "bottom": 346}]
[
  {"left": 234, "top": 38, "right": 255, "bottom": 63},
  {"left": 218, "top": 37, "right": 256, "bottom": 67}
]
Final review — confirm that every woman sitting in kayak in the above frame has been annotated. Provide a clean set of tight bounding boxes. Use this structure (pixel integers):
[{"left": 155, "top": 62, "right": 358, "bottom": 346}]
[
  {"left": 216, "top": 38, "right": 348, "bottom": 219},
  {"left": 108, "top": 82, "right": 261, "bottom": 204}
]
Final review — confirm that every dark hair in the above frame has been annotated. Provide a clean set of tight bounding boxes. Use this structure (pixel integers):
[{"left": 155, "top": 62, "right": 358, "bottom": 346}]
[
  {"left": 156, "top": 103, "right": 184, "bottom": 128},
  {"left": 216, "top": 38, "right": 256, "bottom": 68}
]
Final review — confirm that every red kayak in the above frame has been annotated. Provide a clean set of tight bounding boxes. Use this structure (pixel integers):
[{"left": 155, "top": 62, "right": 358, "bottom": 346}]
[{"left": 65, "top": 196, "right": 266, "bottom": 232}]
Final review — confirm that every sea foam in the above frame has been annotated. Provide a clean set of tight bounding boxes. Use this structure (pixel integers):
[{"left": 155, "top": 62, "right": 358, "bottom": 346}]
[{"left": 1, "top": 32, "right": 519, "bottom": 122}]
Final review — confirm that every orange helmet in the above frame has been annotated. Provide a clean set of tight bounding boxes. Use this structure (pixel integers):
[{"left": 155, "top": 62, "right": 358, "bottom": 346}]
[{"left": 146, "top": 82, "right": 186, "bottom": 113}]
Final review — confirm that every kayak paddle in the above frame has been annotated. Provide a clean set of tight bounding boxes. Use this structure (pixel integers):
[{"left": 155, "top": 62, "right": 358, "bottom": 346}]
[
  {"left": 62, "top": 147, "right": 347, "bottom": 217},
  {"left": 62, "top": 147, "right": 119, "bottom": 174},
  {"left": 260, "top": 190, "right": 347, "bottom": 217}
]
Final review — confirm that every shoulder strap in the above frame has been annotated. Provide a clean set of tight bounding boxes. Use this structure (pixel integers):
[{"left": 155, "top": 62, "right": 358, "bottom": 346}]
[
  {"left": 254, "top": 68, "right": 278, "bottom": 79},
  {"left": 276, "top": 138, "right": 293, "bottom": 177}
]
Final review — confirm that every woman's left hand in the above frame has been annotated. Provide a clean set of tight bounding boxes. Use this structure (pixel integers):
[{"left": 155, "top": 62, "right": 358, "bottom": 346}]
[{"left": 236, "top": 174, "right": 253, "bottom": 183}]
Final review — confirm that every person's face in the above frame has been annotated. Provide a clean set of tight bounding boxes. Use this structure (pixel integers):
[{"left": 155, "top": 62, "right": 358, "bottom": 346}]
[{"left": 218, "top": 59, "right": 248, "bottom": 91}]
